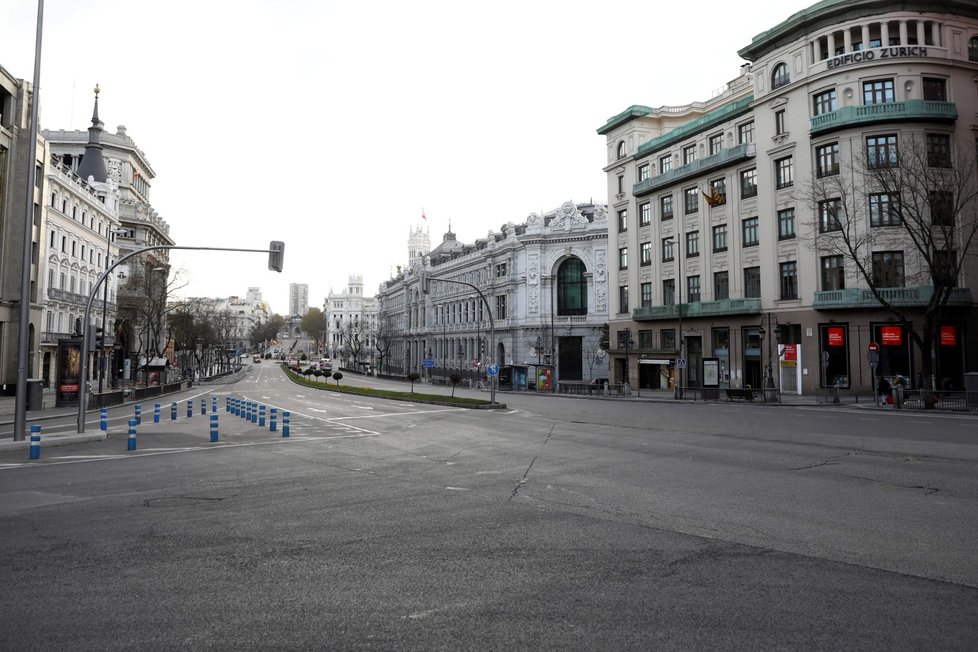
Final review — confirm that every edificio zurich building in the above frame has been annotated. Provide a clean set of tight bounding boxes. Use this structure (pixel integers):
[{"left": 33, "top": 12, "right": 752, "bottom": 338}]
[
  {"left": 377, "top": 201, "right": 609, "bottom": 389},
  {"left": 599, "top": 0, "right": 977, "bottom": 396}
]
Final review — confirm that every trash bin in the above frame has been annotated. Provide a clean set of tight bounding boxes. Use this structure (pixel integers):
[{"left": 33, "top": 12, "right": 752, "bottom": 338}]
[{"left": 26, "top": 378, "right": 44, "bottom": 411}]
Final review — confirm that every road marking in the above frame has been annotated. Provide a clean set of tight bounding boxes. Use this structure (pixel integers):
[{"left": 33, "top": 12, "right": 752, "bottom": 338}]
[{"left": 445, "top": 486, "right": 468, "bottom": 492}]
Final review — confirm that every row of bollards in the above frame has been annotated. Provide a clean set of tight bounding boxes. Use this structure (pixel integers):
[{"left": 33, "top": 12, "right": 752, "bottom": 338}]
[{"left": 29, "top": 395, "right": 293, "bottom": 461}]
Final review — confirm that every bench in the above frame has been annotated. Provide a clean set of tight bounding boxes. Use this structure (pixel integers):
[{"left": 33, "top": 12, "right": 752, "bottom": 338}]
[{"left": 725, "top": 388, "right": 757, "bottom": 402}]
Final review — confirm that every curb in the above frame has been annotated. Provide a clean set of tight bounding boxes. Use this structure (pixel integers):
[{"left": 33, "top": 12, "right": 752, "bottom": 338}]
[{"left": 0, "top": 431, "right": 107, "bottom": 452}]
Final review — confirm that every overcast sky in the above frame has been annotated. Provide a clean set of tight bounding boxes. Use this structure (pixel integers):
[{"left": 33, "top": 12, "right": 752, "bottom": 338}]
[{"left": 1, "top": 0, "right": 814, "bottom": 315}]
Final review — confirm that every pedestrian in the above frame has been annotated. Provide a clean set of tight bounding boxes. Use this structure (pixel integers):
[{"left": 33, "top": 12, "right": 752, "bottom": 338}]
[
  {"left": 877, "top": 376, "right": 891, "bottom": 405},
  {"left": 893, "top": 373, "right": 906, "bottom": 409}
]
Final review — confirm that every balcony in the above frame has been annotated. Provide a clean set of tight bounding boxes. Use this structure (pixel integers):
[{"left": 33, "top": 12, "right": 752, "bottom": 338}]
[
  {"left": 813, "top": 286, "right": 973, "bottom": 310},
  {"left": 633, "top": 297, "right": 761, "bottom": 321},
  {"left": 634, "top": 95, "right": 753, "bottom": 159},
  {"left": 633, "top": 144, "right": 755, "bottom": 197},
  {"left": 809, "top": 100, "right": 956, "bottom": 137}
]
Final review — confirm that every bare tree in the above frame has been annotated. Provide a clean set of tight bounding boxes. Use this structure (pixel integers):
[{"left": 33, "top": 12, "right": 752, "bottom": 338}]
[
  {"left": 373, "top": 314, "right": 399, "bottom": 375},
  {"left": 804, "top": 133, "right": 978, "bottom": 390},
  {"left": 583, "top": 328, "right": 609, "bottom": 380},
  {"left": 339, "top": 319, "right": 366, "bottom": 368},
  {"left": 116, "top": 264, "right": 186, "bottom": 380}
]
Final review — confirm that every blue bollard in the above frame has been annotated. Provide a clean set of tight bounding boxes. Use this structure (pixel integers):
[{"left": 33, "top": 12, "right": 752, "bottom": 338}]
[
  {"left": 269, "top": 407, "right": 277, "bottom": 432},
  {"left": 29, "top": 425, "right": 41, "bottom": 460},
  {"left": 212, "top": 396, "right": 218, "bottom": 413},
  {"left": 100, "top": 407, "right": 108, "bottom": 431},
  {"left": 134, "top": 404, "right": 142, "bottom": 426},
  {"left": 259, "top": 404, "right": 266, "bottom": 427},
  {"left": 201, "top": 398, "right": 206, "bottom": 415},
  {"left": 225, "top": 396, "right": 231, "bottom": 413},
  {"left": 154, "top": 403, "right": 161, "bottom": 423},
  {"left": 127, "top": 419, "right": 137, "bottom": 450},
  {"left": 171, "top": 402, "right": 177, "bottom": 421},
  {"left": 282, "top": 411, "right": 290, "bottom": 438},
  {"left": 252, "top": 403, "right": 259, "bottom": 424},
  {"left": 210, "top": 414, "right": 219, "bottom": 442},
  {"left": 187, "top": 400, "right": 193, "bottom": 418}
]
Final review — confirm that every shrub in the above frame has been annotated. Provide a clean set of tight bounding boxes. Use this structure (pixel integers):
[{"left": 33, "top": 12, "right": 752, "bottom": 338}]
[
  {"left": 449, "top": 373, "right": 461, "bottom": 397},
  {"left": 407, "top": 372, "right": 420, "bottom": 392},
  {"left": 332, "top": 371, "right": 343, "bottom": 385}
]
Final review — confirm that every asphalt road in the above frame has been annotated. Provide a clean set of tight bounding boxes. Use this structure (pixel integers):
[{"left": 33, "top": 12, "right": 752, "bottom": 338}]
[{"left": 1, "top": 364, "right": 976, "bottom": 650}]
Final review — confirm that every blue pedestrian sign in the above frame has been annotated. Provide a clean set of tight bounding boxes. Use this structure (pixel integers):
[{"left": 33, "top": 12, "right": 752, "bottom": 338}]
[
  {"left": 487, "top": 364, "right": 499, "bottom": 376},
  {"left": 677, "top": 358, "right": 687, "bottom": 369},
  {"left": 422, "top": 357, "right": 434, "bottom": 368}
]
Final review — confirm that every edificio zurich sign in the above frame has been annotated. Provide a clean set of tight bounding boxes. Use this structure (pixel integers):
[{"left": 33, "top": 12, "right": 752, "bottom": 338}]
[{"left": 827, "top": 46, "right": 928, "bottom": 70}]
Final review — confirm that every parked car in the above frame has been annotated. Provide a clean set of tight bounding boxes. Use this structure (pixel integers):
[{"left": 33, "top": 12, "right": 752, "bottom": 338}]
[
  {"left": 319, "top": 358, "right": 333, "bottom": 371},
  {"left": 253, "top": 355, "right": 261, "bottom": 363}
]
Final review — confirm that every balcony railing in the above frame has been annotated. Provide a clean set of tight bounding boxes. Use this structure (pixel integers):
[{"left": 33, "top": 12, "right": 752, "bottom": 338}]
[
  {"left": 809, "top": 100, "right": 956, "bottom": 136},
  {"left": 633, "top": 297, "right": 761, "bottom": 321},
  {"left": 813, "top": 286, "right": 973, "bottom": 309},
  {"left": 633, "top": 144, "right": 755, "bottom": 197}
]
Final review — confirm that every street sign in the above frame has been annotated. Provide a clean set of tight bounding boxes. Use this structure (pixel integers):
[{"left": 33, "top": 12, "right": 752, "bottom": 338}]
[
  {"left": 676, "top": 358, "right": 687, "bottom": 369},
  {"left": 868, "top": 341, "right": 879, "bottom": 353},
  {"left": 868, "top": 350, "right": 879, "bottom": 367},
  {"left": 422, "top": 358, "right": 434, "bottom": 368},
  {"left": 487, "top": 364, "right": 499, "bottom": 376}
]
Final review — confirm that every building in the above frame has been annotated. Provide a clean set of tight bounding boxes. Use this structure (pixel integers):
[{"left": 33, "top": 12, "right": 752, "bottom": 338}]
[
  {"left": 324, "top": 275, "right": 378, "bottom": 369},
  {"left": 44, "top": 86, "right": 175, "bottom": 385},
  {"left": 289, "top": 283, "right": 309, "bottom": 320},
  {"left": 376, "top": 201, "right": 610, "bottom": 389},
  {"left": 0, "top": 64, "right": 44, "bottom": 395},
  {"left": 599, "top": 0, "right": 978, "bottom": 395}
]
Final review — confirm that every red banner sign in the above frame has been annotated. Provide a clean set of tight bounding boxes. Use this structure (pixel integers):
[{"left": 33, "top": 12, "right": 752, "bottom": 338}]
[
  {"left": 783, "top": 344, "right": 797, "bottom": 361},
  {"left": 940, "top": 325, "right": 957, "bottom": 347},
  {"left": 827, "top": 327, "right": 845, "bottom": 347},
  {"left": 880, "top": 325, "right": 902, "bottom": 346}
]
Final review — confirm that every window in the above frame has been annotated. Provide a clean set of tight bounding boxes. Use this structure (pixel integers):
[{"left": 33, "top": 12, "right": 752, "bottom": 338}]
[
  {"left": 619, "top": 247, "right": 628, "bottom": 270},
  {"left": 617, "top": 141, "right": 626, "bottom": 160},
  {"left": 659, "top": 154, "right": 672, "bottom": 173},
  {"left": 684, "top": 188, "right": 698, "bottom": 214},
  {"left": 682, "top": 145, "right": 696, "bottom": 166},
  {"left": 557, "top": 258, "right": 587, "bottom": 315},
  {"left": 742, "top": 217, "right": 759, "bottom": 247},
  {"left": 49, "top": 230, "right": 55, "bottom": 247},
  {"left": 821, "top": 255, "right": 845, "bottom": 291},
  {"left": 640, "top": 241, "right": 652, "bottom": 266},
  {"left": 662, "top": 238, "right": 675, "bottom": 262},
  {"left": 638, "top": 330, "right": 653, "bottom": 349},
  {"left": 872, "top": 251, "right": 904, "bottom": 287},
  {"left": 778, "top": 208, "right": 796, "bottom": 240},
  {"left": 740, "top": 168, "right": 757, "bottom": 198},
  {"left": 934, "top": 248, "right": 957, "bottom": 285},
  {"left": 640, "top": 282, "right": 653, "bottom": 307},
  {"left": 687, "top": 275, "right": 701, "bottom": 303},
  {"left": 970, "top": 36, "right": 978, "bottom": 61},
  {"left": 813, "top": 89, "right": 837, "bottom": 115},
  {"left": 775, "top": 156, "right": 793, "bottom": 189},
  {"left": 495, "top": 263, "right": 507, "bottom": 277},
  {"left": 617, "top": 175, "right": 624, "bottom": 195},
  {"left": 819, "top": 198, "right": 842, "bottom": 232},
  {"left": 661, "top": 329, "right": 676, "bottom": 351},
  {"left": 738, "top": 121, "right": 754, "bottom": 145},
  {"left": 639, "top": 202, "right": 651, "bottom": 227},
  {"left": 927, "top": 134, "right": 951, "bottom": 168},
  {"left": 866, "top": 134, "right": 898, "bottom": 168},
  {"left": 816, "top": 142, "right": 840, "bottom": 177},
  {"left": 709, "top": 133, "right": 723, "bottom": 155},
  {"left": 686, "top": 231, "right": 699, "bottom": 258},
  {"left": 929, "top": 191, "right": 955, "bottom": 226},
  {"left": 496, "top": 294, "right": 507, "bottom": 319},
  {"left": 775, "top": 109, "right": 786, "bottom": 135},
  {"left": 771, "top": 62, "right": 790, "bottom": 89},
  {"left": 662, "top": 279, "right": 675, "bottom": 305},
  {"left": 660, "top": 195, "right": 674, "bottom": 220},
  {"left": 709, "top": 178, "right": 726, "bottom": 205},
  {"left": 779, "top": 261, "right": 798, "bottom": 300},
  {"left": 714, "top": 271, "right": 729, "bottom": 300},
  {"left": 923, "top": 78, "right": 947, "bottom": 102},
  {"left": 863, "top": 79, "right": 895, "bottom": 105},
  {"left": 869, "top": 193, "right": 901, "bottom": 226},
  {"left": 744, "top": 267, "right": 761, "bottom": 298},
  {"left": 618, "top": 285, "right": 629, "bottom": 313},
  {"left": 712, "top": 224, "right": 728, "bottom": 253},
  {"left": 638, "top": 163, "right": 650, "bottom": 182},
  {"left": 618, "top": 209, "right": 628, "bottom": 232}
]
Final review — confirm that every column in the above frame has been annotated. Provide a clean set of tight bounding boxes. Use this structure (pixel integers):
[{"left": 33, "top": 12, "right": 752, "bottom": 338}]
[
  {"left": 881, "top": 22, "right": 890, "bottom": 46},
  {"left": 812, "top": 38, "right": 822, "bottom": 62},
  {"left": 930, "top": 21, "right": 941, "bottom": 47},
  {"left": 916, "top": 21, "right": 926, "bottom": 47},
  {"left": 861, "top": 25, "right": 871, "bottom": 50},
  {"left": 899, "top": 20, "right": 908, "bottom": 46},
  {"left": 843, "top": 28, "right": 852, "bottom": 52},
  {"left": 827, "top": 33, "right": 837, "bottom": 56}
]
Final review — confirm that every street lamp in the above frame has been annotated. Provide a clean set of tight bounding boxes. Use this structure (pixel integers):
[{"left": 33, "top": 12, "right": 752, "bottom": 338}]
[
  {"left": 621, "top": 330, "right": 634, "bottom": 390},
  {"left": 664, "top": 236, "right": 684, "bottom": 399},
  {"left": 98, "top": 228, "right": 129, "bottom": 395}
]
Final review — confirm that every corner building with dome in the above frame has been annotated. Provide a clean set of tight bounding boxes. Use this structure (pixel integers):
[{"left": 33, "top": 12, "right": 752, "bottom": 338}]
[{"left": 599, "top": 0, "right": 978, "bottom": 396}]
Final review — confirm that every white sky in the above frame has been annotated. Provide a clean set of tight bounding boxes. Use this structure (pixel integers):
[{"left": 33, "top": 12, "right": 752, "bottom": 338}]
[{"left": 1, "top": 0, "right": 814, "bottom": 315}]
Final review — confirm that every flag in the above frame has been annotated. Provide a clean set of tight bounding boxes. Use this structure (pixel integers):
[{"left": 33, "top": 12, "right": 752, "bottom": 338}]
[
  {"left": 421, "top": 209, "right": 427, "bottom": 221},
  {"left": 703, "top": 188, "right": 725, "bottom": 207}
]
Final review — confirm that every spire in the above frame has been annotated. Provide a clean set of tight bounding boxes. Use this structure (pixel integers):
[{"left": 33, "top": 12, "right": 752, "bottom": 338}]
[{"left": 75, "top": 84, "right": 108, "bottom": 183}]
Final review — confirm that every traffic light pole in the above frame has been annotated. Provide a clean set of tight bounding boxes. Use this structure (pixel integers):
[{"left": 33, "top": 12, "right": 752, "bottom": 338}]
[
  {"left": 420, "top": 271, "right": 496, "bottom": 405},
  {"left": 75, "top": 243, "right": 283, "bottom": 434}
]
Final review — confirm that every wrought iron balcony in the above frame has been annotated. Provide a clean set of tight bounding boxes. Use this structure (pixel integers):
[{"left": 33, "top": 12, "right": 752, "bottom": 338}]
[
  {"left": 809, "top": 100, "right": 956, "bottom": 137},
  {"left": 813, "top": 286, "right": 972, "bottom": 309},
  {"left": 633, "top": 297, "right": 761, "bottom": 321},
  {"left": 633, "top": 144, "right": 755, "bottom": 197}
]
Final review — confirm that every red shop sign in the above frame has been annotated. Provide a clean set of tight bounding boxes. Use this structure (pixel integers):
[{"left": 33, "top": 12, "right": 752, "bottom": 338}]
[
  {"left": 827, "top": 327, "right": 845, "bottom": 347},
  {"left": 783, "top": 344, "right": 797, "bottom": 361},
  {"left": 880, "top": 325, "right": 902, "bottom": 345},
  {"left": 940, "top": 325, "right": 957, "bottom": 347}
]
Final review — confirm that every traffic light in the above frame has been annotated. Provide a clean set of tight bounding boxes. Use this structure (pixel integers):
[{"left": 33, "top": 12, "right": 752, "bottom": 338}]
[
  {"left": 419, "top": 270, "right": 430, "bottom": 294},
  {"left": 88, "top": 326, "right": 104, "bottom": 350},
  {"left": 599, "top": 323, "right": 610, "bottom": 351},
  {"left": 268, "top": 240, "right": 285, "bottom": 272},
  {"left": 480, "top": 340, "right": 485, "bottom": 355}
]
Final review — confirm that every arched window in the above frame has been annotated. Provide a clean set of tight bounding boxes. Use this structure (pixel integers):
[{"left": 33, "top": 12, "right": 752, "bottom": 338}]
[
  {"left": 557, "top": 258, "right": 587, "bottom": 316},
  {"left": 969, "top": 36, "right": 978, "bottom": 61},
  {"left": 616, "top": 141, "right": 626, "bottom": 160},
  {"left": 771, "top": 62, "right": 790, "bottom": 89}
]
